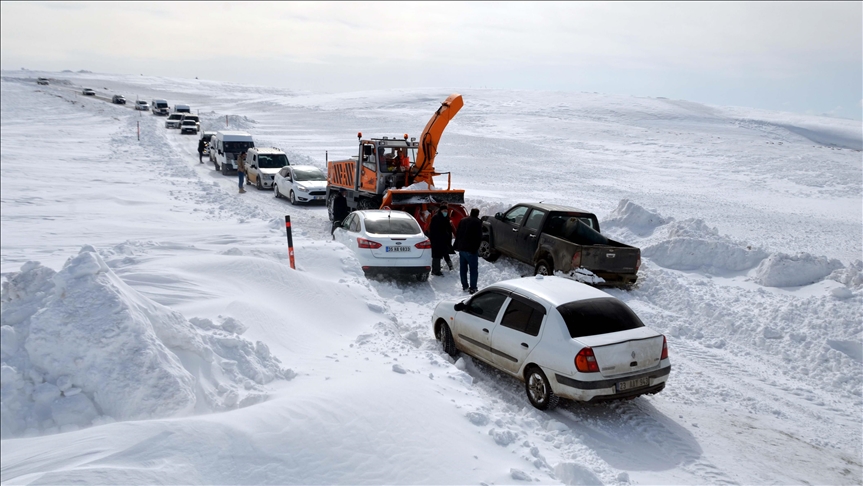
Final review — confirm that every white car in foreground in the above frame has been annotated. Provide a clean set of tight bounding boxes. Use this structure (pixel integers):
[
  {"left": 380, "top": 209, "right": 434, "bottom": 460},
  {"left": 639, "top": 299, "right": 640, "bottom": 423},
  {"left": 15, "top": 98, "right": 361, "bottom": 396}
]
[
  {"left": 273, "top": 165, "right": 327, "bottom": 204},
  {"left": 433, "top": 275, "right": 670, "bottom": 409},
  {"left": 334, "top": 210, "right": 432, "bottom": 281}
]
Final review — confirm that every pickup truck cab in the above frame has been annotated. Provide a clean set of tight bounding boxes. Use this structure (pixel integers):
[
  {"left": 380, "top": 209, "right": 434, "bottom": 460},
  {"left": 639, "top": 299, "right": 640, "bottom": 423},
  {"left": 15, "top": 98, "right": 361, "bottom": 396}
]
[
  {"left": 151, "top": 99, "right": 169, "bottom": 115},
  {"left": 480, "top": 203, "right": 640, "bottom": 287}
]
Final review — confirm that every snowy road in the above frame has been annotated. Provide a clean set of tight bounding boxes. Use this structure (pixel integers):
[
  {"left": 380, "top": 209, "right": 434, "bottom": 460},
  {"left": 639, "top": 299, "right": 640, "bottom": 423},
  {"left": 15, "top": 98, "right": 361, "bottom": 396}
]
[{"left": 1, "top": 72, "right": 861, "bottom": 485}]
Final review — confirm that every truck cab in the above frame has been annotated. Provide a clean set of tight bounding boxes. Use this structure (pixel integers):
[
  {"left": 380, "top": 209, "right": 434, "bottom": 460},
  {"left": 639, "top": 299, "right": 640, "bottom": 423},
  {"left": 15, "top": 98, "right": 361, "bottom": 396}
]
[{"left": 328, "top": 136, "right": 419, "bottom": 208}]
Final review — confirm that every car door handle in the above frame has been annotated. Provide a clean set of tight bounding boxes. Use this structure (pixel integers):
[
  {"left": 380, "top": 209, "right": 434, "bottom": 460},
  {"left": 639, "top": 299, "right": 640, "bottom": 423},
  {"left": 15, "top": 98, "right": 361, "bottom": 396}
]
[
  {"left": 512, "top": 228, "right": 518, "bottom": 232},
  {"left": 482, "top": 328, "right": 489, "bottom": 333},
  {"left": 528, "top": 234, "right": 537, "bottom": 238},
  {"left": 521, "top": 343, "right": 529, "bottom": 348}
]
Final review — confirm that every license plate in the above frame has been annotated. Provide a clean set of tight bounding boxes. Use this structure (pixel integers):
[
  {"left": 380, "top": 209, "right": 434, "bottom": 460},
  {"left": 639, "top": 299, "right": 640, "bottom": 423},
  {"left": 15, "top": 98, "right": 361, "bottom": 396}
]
[
  {"left": 385, "top": 246, "right": 410, "bottom": 252},
  {"left": 616, "top": 376, "right": 650, "bottom": 392},
  {"left": 313, "top": 196, "right": 324, "bottom": 200}
]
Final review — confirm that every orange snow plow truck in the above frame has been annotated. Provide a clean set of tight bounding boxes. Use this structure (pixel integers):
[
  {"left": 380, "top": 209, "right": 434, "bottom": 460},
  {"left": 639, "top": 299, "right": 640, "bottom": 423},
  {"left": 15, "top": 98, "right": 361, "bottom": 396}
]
[{"left": 326, "top": 93, "right": 467, "bottom": 232}]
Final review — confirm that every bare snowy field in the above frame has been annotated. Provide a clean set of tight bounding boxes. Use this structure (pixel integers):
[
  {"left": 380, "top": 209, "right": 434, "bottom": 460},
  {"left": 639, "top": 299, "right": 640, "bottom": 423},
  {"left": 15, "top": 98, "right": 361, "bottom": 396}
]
[{"left": 1, "top": 71, "right": 861, "bottom": 485}]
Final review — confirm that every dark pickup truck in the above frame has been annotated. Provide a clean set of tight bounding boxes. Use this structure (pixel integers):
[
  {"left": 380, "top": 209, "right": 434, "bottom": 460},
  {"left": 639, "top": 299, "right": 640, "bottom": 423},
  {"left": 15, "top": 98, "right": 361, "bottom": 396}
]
[{"left": 479, "top": 203, "right": 641, "bottom": 287}]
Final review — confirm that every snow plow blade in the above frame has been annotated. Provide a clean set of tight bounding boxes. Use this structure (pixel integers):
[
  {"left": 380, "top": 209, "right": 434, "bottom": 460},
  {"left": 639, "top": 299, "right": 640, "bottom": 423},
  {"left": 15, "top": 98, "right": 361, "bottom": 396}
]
[{"left": 387, "top": 189, "right": 465, "bottom": 206}]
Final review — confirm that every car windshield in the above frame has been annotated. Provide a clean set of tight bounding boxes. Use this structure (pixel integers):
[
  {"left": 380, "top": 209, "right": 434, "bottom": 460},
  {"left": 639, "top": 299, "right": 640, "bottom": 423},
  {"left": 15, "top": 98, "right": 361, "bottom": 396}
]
[
  {"left": 364, "top": 215, "right": 421, "bottom": 235},
  {"left": 156, "top": 102, "right": 167, "bottom": 107},
  {"left": 293, "top": 168, "right": 325, "bottom": 181},
  {"left": 168, "top": 114, "right": 182, "bottom": 120},
  {"left": 224, "top": 141, "right": 254, "bottom": 152},
  {"left": 182, "top": 120, "right": 195, "bottom": 125},
  {"left": 557, "top": 298, "right": 645, "bottom": 338},
  {"left": 256, "top": 154, "right": 288, "bottom": 168}
]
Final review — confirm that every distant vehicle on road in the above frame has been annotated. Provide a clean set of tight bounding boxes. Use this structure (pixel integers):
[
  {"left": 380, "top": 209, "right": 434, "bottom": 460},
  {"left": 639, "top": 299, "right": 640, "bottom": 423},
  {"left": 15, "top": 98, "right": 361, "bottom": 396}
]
[
  {"left": 333, "top": 209, "right": 432, "bottom": 282},
  {"left": 82, "top": 88, "right": 95, "bottom": 96},
  {"left": 151, "top": 99, "right": 169, "bottom": 116},
  {"left": 111, "top": 95, "right": 126, "bottom": 104},
  {"left": 135, "top": 100, "right": 150, "bottom": 111},
  {"left": 37, "top": 77, "right": 49, "bottom": 86},
  {"left": 180, "top": 114, "right": 200, "bottom": 132},
  {"left": 174, "top": 104, "right": 191, "bottom": 113},
  {"left": 180, "top": 119, "right": 198, "bottom": 135},
  {"left": 199, "top": 131, "right": 216, "bottom": 156},
  {"left": 165, "top": 113, "right": 183, "bottom": 129},
  {"left": 432, "top": 275, "right": 671, "bottom": 409}
]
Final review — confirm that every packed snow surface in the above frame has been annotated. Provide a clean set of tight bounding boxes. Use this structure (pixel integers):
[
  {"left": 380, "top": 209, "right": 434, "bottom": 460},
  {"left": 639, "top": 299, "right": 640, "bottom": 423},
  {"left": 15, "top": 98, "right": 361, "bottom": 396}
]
[{"left": 1, "top": 71, "right": 861, "bottom": 485}]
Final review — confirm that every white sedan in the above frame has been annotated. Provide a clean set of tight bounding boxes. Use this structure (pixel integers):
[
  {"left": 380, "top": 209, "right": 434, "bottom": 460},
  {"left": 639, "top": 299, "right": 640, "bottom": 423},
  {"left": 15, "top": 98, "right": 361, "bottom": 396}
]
[
  {"left": 432, "top": 275, "right": 670, "bottom": 409},
  {"left": 273, "top": 165, "right": 328, "bottom": 205},
  {"left": 334, "top": 210, "right": 432, "bottom": 281}
]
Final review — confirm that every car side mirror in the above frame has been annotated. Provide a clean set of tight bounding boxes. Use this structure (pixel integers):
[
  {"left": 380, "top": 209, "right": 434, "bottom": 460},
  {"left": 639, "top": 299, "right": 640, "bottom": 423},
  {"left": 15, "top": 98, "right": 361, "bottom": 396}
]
[
  {"left": 494, "top": 212, "right": 503, "bottom": 221},
  {"left": 454, "top": 301, "right": 466, "bottom": 312}
]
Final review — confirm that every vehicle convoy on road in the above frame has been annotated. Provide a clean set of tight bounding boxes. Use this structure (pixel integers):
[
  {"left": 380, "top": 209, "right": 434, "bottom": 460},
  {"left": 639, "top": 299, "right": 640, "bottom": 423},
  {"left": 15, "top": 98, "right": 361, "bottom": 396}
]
[
  {"left": 334, "top": 210, "right": 432, "bottom": 281},
  {"left": 326, "top": 93, "right": 468, "bottom": 233},
  {"left": 211, "top": 131, "right": 255, "bottom": 175},
  {"left": 244, "top": 147, "right": 289, "bottom": 190},
  {"left": 433, "top": 275, "right": 670, "bottom": 409},
  {"left": 111, "top": 95, "right": 126, "bottom": 104},
  {"left": 165, "top": 113, "right": 184, "bottom": 129},
  {"left": 151, "top": 99, "right": 169, "bottom": 115},
  {"left": 273, "top": 165, "right": 328, "bottom": 204},
  {"left": 480, "top": 203, "right": 641, "bottom": 287}
]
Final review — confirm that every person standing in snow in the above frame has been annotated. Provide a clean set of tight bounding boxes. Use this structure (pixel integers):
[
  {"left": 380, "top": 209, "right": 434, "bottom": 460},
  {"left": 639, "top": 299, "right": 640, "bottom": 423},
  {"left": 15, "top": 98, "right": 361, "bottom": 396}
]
[
  {"left": 454, "top": 208, "right": 483, "bottom": 293},
  {"left": 331, "top": 188, "right": 349, "bottom": 239},
  {"left": 428, "top": 204, "right": 454, "bottom": 276},
  {"left": 197, "top": 138, "right": 206, "bottom": 164},
  {"left": 237, "top": 151, "right": 247, "bottom": 194}
]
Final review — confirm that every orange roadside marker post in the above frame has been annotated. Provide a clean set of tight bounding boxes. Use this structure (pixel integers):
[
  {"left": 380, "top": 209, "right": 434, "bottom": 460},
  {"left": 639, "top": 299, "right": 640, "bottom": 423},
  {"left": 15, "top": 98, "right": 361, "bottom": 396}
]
[{"left": 285, "top": 216, "right": 296, "bottom": 269}]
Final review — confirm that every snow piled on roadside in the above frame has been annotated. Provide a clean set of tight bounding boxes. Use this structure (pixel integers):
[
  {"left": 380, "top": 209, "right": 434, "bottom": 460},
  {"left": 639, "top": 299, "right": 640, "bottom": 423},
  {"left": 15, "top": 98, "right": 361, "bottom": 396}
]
[
  {"left": 0, "top": 246, "right": 291, "bottom": 438},
  {"left": 753, "top": 252, "right": 845, "bottom": 288}
]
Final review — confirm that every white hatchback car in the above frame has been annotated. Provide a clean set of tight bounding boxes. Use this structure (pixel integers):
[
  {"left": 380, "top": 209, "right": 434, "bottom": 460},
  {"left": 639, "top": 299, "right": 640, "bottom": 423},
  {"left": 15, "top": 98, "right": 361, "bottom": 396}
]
[
  {"left": 135, "top": 100, "right": 149, "bottom": 111},
  {"left": 432, "top": 275, "right": 670, "bottom": 409},
  {"left": 165, "top": 112, "right": 183, "bottom": 129},
  {"left": 273, "top": 165, "right": 328, "bottom": 204},
  {"left": 334, "top": 210, "right": 432, "bottom": 281}
]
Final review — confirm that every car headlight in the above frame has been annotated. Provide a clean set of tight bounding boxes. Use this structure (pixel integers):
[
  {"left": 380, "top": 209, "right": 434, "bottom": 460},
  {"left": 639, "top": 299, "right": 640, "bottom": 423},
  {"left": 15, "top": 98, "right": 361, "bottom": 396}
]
[{"left": 296, "top": 184, "right": 308, "bottom": 192}]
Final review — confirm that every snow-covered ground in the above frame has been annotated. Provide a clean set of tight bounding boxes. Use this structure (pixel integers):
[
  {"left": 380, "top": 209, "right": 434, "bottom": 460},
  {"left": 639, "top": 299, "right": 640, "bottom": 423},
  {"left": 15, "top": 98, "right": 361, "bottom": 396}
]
[{"left": 1, "top": 70, "right": 861, "bottom": 485}]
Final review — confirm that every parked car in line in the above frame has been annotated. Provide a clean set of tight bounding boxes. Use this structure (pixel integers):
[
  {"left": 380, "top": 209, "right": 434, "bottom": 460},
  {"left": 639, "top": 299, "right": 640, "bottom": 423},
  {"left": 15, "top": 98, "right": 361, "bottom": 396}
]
[
  {"left": 180, "top": 114, "right": 200, "bottom": 132},
  {"left": 480, "top": 203, "right": 641, "bottom": 287},
  {"left": 333, "top": 210, "right": 432, "bottom": 281},
  {"left": 37, "top": 77, "right": 49, "bottom": 86},
  {"left": 273, "top": 165, "right": 328, "bottom": 204},
  {"left": 174, "top": 104, "right": 191, "bottom": 113},
  {"left": 432, "top": 275, "right": 670, "bottom": 409},
  {"left": 111, "top": 95, "right": 126, "bottom": 104},
  {"left": 135, "top": 100, "right": 150, "bottom": 111},
  {"left": 211, "top": 131, "right": 255, "bottom": 174},
  {"left": 165, "top": 113, "right": 184, "bottom": 129},
  {"left": 243, "top": 147, "right": 289, "bottom": 190},
  {"left": 180, "top": 119, "right": 198, "bottom": 134},
  {"left": 199, "top": 131, "right": 216, "bottom": 156},
  {"left": 82, "top": 88, "right": 96, "bottom": 96},
  {"left": 151, "top": 99, "right": 169, "bottom": 115}
]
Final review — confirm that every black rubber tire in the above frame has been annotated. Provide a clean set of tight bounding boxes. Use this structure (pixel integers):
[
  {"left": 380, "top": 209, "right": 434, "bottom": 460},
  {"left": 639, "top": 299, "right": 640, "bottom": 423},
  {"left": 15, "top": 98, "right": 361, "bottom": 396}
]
[
  {"left": 289, "top": 191, "right": 297, "bottom": 206},
  {"left": 274, "top": 184, "right": 281, "bottom": 199},
  {"left": 437, "top": 322, "right": 458, "bottom": 358},
  {"left": 256, "top": 177, "right": 262, "bottom": 190},
  {"left": 525, "top": 366, "right": 559, "bottom": 410},
  {"left": 478, "top": 238, "right": 500, "bottom": 262},
  {"left": 221, "top": 162, "right": 229, "bottom": 176},
  {"left": 534, "top": 259, "right": 553, "bottom": 276},
  {"left": 416, "top": 272, "right": 430, "bottom": 282},
  {"left": 326, "top": 192, "right": 336, "bottom": 221}
]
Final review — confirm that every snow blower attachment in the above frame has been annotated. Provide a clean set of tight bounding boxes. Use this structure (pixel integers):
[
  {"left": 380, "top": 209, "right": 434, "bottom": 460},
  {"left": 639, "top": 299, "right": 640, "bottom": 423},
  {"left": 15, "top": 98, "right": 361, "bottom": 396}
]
[{"left": 326, "top": 94, "right": 467, "bottom": 232}]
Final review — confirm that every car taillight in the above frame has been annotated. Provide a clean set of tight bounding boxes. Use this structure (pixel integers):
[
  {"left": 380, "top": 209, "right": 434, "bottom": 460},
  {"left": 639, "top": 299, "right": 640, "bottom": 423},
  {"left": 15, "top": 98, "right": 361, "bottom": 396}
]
[
  {"left": 571, "top": 250, "right": 582, "bottom": 269},
  {"left": 415, "top": 239, "right": 432, "bottom": 249},
  {"left": 575, "top": 347, "right": 599, "bottom": 373},
  {"left": 661, "top": 335, "right": 668, "bottom": 360},
  {"left": 357, "top": 238, "right": 382, "bottom": 249}
]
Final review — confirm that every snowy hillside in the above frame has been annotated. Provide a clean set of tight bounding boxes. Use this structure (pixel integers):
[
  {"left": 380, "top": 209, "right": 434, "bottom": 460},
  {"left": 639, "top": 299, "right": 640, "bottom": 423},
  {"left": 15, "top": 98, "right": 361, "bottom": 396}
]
[{"left": 1, "top": 71, "right": 861, "bottom": 485}]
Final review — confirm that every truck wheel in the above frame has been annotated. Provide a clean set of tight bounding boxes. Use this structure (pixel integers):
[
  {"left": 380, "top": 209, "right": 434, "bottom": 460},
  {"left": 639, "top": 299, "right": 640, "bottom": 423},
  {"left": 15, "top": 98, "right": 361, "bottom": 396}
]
[
  {"left": 478, "top": 238, "right": 500, "bottom": 262},
  {"left": 326, "top": 192, "right": 336, "bottom": 221},
  {"left": 534, "top": 259, "right": 553, "bottom": 276}
]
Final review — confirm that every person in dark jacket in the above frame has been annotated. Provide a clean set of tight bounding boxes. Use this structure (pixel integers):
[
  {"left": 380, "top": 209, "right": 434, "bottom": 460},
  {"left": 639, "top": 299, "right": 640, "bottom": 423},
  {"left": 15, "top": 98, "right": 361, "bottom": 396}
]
[
  {"left": 197, "top": 138, "right": 206, "bottom": 163},
  {"left": 454, "top": 208, "right": 483, "bottom": 293},
  {"left": 427, "top": 204, "right": 455, "bottom": 276},
  {"left": 331, "top": 189, "right": 350, "bottom": 239}
]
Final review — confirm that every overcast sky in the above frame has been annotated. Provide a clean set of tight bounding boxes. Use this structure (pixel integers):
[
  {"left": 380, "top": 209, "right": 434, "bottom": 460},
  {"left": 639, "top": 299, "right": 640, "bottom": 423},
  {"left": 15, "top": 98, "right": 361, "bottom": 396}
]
[{"left": 2, "top": 1, "right": 861, "bottom": 119}]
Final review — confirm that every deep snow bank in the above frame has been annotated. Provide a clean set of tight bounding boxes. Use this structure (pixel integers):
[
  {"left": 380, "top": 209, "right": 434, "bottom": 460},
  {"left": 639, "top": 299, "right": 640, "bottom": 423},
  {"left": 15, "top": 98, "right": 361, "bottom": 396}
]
[
  {"left": 0, "top": 247, "right": 291, "bottom": 438},
  {"left": 753, "top": 252, "right": 845, "bottom": 288}
]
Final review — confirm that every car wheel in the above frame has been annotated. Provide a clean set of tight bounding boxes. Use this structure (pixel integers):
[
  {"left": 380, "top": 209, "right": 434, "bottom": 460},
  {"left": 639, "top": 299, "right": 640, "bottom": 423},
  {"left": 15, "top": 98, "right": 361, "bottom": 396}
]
[
  {"left": 478, "top": 238, "right": 500, "bottom": 262},
  {"left": 436, "top": 321, "right": 458, "bottom": 358},
  {"left": 534, "top": 259, "right": 553, "bottom": 276},
  {"left": 289, "top": 190, "right": 297, "bottom": 206},
  {"left": 256, "top": 177, "right": 263, "bottom": 190},
  {"left": 525, "top": 366, "right": 559, "bottom": 410},
  {"left": 416, "top": 272, "right": 429, "bottom": 282},
  {"left": 274, "top": 184, "right": 281, "bottom": 199},
  {"left": 221, "top": 163, "right": 229, "bottom": 176},
  {"left": 326, "top": 192, "right": 336, "bottom": 221}
]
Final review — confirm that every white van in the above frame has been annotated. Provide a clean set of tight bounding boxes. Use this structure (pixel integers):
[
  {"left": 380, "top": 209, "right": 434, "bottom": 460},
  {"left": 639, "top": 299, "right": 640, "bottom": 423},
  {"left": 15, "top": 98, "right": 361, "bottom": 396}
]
[{"left": 212, "top": 131, "right": 255, "bottom": 175}]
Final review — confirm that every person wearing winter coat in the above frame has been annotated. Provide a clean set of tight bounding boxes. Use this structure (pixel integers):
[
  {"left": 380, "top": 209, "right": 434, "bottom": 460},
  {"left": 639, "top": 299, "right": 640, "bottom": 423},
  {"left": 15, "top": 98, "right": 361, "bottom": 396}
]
[
  {"left": 197, "top": 138, "right": 206, "bottom": 163},
  {"left": 454, "top": 208, "right": 483, "bottom": 293},
  {"left": 237, "top": 151, "right": 247, "bottom": 193},
  {"left": 428, "top": 204, "right": 455, "bottom": 276},
  {"left": 331, "top": 189, "right": 350, "bottom": 239}
]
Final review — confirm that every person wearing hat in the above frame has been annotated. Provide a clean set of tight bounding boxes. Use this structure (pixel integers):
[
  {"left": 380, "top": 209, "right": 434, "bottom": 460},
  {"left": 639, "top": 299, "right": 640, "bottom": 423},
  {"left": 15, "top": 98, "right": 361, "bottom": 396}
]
[
  {"left": 331, "top": 188, "right": 350, "bottom": 239},
  {"left": 428, "top": 204, "right": 455, "bottom": 276}
]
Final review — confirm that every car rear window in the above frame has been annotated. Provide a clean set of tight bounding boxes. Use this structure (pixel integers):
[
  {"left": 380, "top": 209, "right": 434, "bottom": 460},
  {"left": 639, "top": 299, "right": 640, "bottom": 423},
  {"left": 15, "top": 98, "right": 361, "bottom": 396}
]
[
  {"left": 557, "top": 298, "right": 644, "bottom": 338},
  {"left": 364, "top": 216, "right": 421, "bottom": 235}
]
